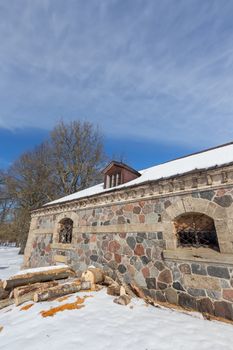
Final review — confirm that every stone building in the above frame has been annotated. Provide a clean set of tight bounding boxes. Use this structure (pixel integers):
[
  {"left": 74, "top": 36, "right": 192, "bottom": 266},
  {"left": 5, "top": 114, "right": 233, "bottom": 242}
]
[{"left": 24, "top": 142, "right": 233, "bottom": 320}]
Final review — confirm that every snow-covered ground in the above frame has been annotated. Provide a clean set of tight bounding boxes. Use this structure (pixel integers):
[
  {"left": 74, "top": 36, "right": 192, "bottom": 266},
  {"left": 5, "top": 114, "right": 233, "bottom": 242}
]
[
  {"left": 0, "top": 247, "right": 23, "bottom": 280},
  {"left": 1, "top": 248, "right": 233, "bottom": 350}
]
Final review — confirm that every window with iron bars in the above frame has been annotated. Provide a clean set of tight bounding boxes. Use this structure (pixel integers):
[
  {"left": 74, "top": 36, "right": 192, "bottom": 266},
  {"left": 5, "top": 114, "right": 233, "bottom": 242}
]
[
  {"left": 177, "top": 228, "right": 220, "bottom": 251},
  {"left": 175, "top": 213, "right": 220, "bottom": 252}
]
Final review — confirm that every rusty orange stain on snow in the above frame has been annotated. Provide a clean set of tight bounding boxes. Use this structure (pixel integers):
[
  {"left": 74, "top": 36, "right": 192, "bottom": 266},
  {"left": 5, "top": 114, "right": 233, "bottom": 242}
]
[
  {"left": 40, "top": 295, "right": 94, "bottom": 317},
  {"left": 40, "top": 297, "right": 86, "bottom": 317},
  {"left": 20, "top": 303, "right": 34, "bottom": 311}
]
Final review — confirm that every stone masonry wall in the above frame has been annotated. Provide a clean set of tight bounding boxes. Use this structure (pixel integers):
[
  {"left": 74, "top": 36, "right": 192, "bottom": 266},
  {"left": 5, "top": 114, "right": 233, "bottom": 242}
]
[{"left": 26, "top": 186, "right": 233, "bottom": 320}]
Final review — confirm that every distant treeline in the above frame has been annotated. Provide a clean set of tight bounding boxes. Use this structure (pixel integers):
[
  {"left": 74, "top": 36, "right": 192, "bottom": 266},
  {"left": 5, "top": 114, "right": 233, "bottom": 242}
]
[{"left": 0, "top": 120, "right": 107, "bottom": 253}]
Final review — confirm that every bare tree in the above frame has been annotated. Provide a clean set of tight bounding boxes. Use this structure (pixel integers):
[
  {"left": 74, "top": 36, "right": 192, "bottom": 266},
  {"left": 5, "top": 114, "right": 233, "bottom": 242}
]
[
  {"left": 3, "top": 120, "right": 106, "bottom": 252},
  {"left": 49, "top": 121, "right": 106, "bottom": 196},
  {"left": 0, "top": 172, "right": 14, "bottom": 224}
]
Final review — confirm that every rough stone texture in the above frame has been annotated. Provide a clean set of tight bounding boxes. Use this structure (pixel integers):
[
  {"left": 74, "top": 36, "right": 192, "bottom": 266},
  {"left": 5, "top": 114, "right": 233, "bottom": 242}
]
[
  {"left": 183, "top": 274, "right": 221, "bottom": 291},
  {"left": 207, "top": 266, "right": 230, "bottom": 279},
  {"left": 191, "top": 263, "right": 207, "bottom": 276},
  {"left": 214, "top": 195, "right": 233, "bottom": 207},
  {"left": 179, "top": 293, "right": 197, "bottom": 310},
  {"left": 214, "top": 301, "right": 233, "bottom": 320},
  {"left": 158, "top": 269, "right": 172, "bottom": 284},
  {"left": 179, "top": 263, "right": 191, "bottom": 274},
  {"left": 197, "top": 298, "right": 214, "bottom": 315},
  {"left": 26, "top": 184, "right": 233, "bottom": 320},
  {"left": 165, "top": 288, "right": 178, "bottom": 304},
  {"left": 223, "top": 289, "right": 233, "bottom": 302}
]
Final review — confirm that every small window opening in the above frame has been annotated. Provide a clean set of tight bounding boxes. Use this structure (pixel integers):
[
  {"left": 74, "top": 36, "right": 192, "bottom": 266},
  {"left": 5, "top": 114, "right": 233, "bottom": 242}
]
[
  {"left": 108, "top": 172, "right": 121, "bottom": 188},
  {"left": 58, "top": 218, "right": 73, "bottom": 244},
  {"left": 174, "top": 213, "right": 219, "bottom": 251}
]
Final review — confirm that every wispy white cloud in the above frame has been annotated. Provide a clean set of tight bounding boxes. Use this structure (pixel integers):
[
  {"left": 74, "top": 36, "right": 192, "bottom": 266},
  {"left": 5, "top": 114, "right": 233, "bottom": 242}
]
[{"left": 0, "top": 0, "right": 233, "bottom": 146}]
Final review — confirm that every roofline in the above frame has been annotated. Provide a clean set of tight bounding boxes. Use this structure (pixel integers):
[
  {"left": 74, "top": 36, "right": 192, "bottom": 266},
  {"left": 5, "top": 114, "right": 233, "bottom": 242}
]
[
  {"left": 32, "top": 160, "right": 233, "bottom": 213},
  {"left": 151, "top": 141, "right": 233, "bottom": 168}
]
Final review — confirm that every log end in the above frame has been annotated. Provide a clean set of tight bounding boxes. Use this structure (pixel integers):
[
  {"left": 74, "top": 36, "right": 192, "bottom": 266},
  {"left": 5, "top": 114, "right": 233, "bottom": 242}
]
[{"left": 33, "top": 294, "right": 39, "bottom": 303}]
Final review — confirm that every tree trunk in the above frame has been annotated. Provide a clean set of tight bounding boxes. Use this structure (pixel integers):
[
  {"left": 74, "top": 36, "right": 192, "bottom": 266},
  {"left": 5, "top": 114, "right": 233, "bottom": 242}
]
[
  {"left": 81, "top": 268, "right": 104, "bottom": 284},
  {"left": 3, "top": 266, "right": 76, "bottom": 291},
  {"left": 34, "top": 281, "right": 91, "bottom": 302},
  {"left": 13, "top": 281, "right": 59, "bottom": 306}
]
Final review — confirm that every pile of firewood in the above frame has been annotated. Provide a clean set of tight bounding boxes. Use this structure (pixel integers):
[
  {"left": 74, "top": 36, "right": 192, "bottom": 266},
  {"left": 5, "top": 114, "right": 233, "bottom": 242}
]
[
  {"left": 0, "top": 266, "right": 92, "bottom": 309},
  {"left": 0, "top": 265, "right": 137, "bottom": 310},
  {"left": 82, "top": 268, "right": 133, "bottom": 305}
]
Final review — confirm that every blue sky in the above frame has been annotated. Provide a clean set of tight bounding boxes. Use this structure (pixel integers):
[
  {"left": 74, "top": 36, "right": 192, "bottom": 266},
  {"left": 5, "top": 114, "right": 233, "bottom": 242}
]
[{"left": 1, "top": 0, "right": 233, "bottom": 170}]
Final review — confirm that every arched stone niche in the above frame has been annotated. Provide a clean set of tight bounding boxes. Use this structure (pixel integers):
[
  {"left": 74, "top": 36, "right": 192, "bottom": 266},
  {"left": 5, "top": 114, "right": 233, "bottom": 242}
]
[
  {"left": 53, "top": 211, "right": 79, "bottom": 245},
  {"left": 161, "top": 197, "right": 233, "bottom": 254}
]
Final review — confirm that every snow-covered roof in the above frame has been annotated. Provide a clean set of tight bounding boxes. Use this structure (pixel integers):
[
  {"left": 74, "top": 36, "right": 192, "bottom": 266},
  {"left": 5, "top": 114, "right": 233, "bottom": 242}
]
[{"left": 45, "top": 142, "right": 233, "bottom": 206}]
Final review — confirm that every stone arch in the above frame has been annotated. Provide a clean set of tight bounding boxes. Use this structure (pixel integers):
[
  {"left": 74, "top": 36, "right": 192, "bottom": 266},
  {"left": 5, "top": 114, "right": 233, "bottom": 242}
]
[
  {"left": 161, "top": 197, "right": 232, "bottom": 254},
  {"left": 53, "top": 211, "right": 79, "bottom": 244}
]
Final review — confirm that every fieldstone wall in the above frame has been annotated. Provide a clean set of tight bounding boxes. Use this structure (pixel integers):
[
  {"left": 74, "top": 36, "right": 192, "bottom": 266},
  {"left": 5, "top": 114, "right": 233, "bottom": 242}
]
[{"left": 25, "top": 185, "right": 233, "bottom": 320}]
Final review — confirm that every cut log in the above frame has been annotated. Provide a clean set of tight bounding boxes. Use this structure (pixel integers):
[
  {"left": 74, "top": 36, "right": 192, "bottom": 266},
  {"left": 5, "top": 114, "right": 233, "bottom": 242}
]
[
  {"left": 107, "top": 283, "right": 121, "bottom": 296},
  {"left": 129, "top": 283, "right": 146, "bottom": 300},
  {"left": 81, "top": 268, "right": 104, "bottom": 285},
  {"left": 14, "top": 281, "right": 59, "bottom": 306},
  {"left": 0, "top": 281, "right": 9, "bottom": 300},
  {"left": 0, "top": 298, "right": 14, "bottom": 310},
  {"left": 3, "top": 266, "right": 76, "bottom": 291},
  {"left": 103, "top": 275, "right": 116, "bottom": 286},
  {"left": 113, "top": 294, "right": 131, "bottom": 306},
  {"left": 34, "top": 281, "right": 91, "bottom": 302}
]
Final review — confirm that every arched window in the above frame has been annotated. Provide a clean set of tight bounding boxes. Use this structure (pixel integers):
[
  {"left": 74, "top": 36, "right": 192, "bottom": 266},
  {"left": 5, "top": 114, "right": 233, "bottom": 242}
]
[
  {"left": 174, "top": 213, "right": 220, "bottom": 252},
  {"left": 58, "top": 218, "right": 73, "bottom": 244}
]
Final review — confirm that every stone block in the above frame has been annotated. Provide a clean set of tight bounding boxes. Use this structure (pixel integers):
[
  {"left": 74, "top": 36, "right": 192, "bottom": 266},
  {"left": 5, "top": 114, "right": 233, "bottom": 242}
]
[
  {"left": 165, "top": 288, "right": 178, "bottom": 304},
  {"left": 187, "top": 288, "right": 206, "bottom": 297},
  {"left": 157, "top": 282, "right": 167, "bottom": 290},
  {"left": 191, "top": 263, "right": 207, "bottom": 276},
  {"left": 207, "top": 266, "right": 230, "bottom": 279},
  {"left": 158, "top": 269, "right": 172, "bottom": 284},
  {"left": 173, "top": 281, "right": 185, "bottom": 291},
  {"left": 197, "top": 298, "right": 214, "bottom": 315},
  {"left": 155, "top": 291, "right": 166, "bottom": 302},
  {"left": 126, "top": 236, "right": 136, "bottom": 250},
  {"left": 183, "top": 274, "right": 221, "bottom": 291},
  {"left": 214, "top": 301, "right": 233, "bottom": 320},
  {"left": 134, "top": 271, "right": 147, "bottom": 288},
  {"left": 206, "top": 289, "right": 221, "bottom": 300},
  {"left": 178, "top": 293, "right": 197, "bottom": 310},
  {"left": 214, "top": 195, "right": 233, "bottom": 208},
  {"left": 200, "top": 190, "right": 215, "bottom": 201},
  {"left": 118, "top": 264, "right": 127, "bottom": 274},
  {"left": 154, "top": 261, "right": 165, "bottom": 271},
  {"left": 90, "top": 255, "right": 98, "bottom": 262},
  {"left": 223, "top": 289, "right": 233, "bottom": 302},
  {"left": 140, "top": 255, "right": 150, "bottom": 265},
  {"left": 134, "top": 244, "right": 145, "bottom": 256},
  {"left": 179, "top": 263, "right": 191, "bottom": 274},
  {"left": 108, "top": 240, "right": 121, "bottom": 253},
  {"left": 146, "top": 277, "right": 156, "bottom": 289}
]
